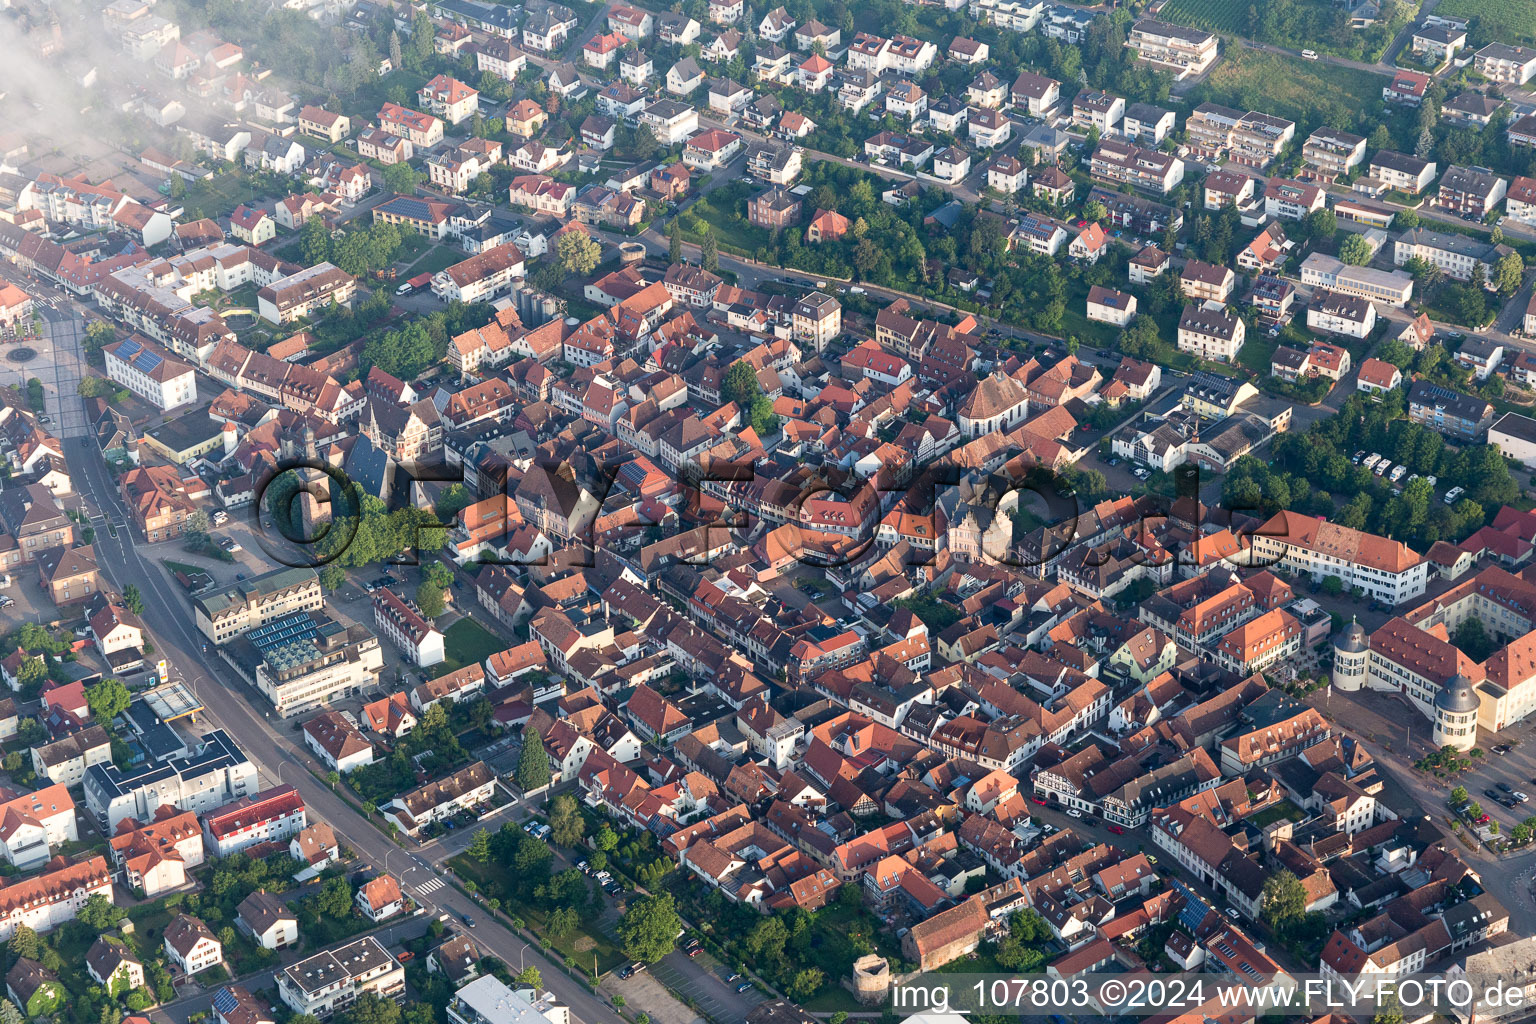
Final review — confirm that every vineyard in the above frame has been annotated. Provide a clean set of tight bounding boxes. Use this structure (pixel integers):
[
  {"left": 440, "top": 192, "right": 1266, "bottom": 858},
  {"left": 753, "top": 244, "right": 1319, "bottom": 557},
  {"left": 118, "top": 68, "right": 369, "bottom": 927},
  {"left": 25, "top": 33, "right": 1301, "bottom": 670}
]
[
  {"left": 1435, "top": 0, "right": 1536, "bottom": 46},
  {"left": 1157, "top": 0, "right": 1249, "bottom": 35}
]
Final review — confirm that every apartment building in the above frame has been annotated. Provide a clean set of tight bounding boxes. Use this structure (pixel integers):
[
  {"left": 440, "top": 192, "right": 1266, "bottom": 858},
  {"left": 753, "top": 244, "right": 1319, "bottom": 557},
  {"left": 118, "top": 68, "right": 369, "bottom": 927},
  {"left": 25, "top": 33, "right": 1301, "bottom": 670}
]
[
  {"left": 203, "top": 785, "right": 307, "bottom": 857},
  {"left": 279, "top": 938, "right": 404, "bottom": 1020},
  {"left": 1436, "top": 165, "right": 1508, "bottom": 216},
  {"left": 383, "top": 762, "right": 497, "bottom": 836},
  {"left": 109, "top": 811, "right": 204, "bottom": 897},
  {"left": 0, "top": 857, "right": 113, "bottom": 942},
  {"left": 1407, "top": 380, "right": 1494, "bottom": 440},
  {"left": 1126, "top": 18, "right": 1218, "bottom": 79},
  {"left": 1250, "top": 510, "right": 1427, "bottom": 605},
  {"left": 84, "top": 730, "right": 258, "bottom": 833},
  {"left": 1177, "top": 305, "right": 1245, "bottom": 363},
  {"left": 0, "top": 786, "right": 76, "bottom": 871},
  {"left": 448, "top": 978, "right": 569, "bottom": 1024},
  {"left": 194, "top": 567, "right": 323, "bottom": 644},
  {"left": 104, "top": 335, "right": 196, "bottom": 412},
  {"left": 374, "top": 588, "right": 445, "bottom": 667},
  {"left": 1475, "top": 43, "right": 1536, "bottom": 85},
  {"left": 1072, "top": 90, "right": 1124, "bottom": 134},
  {"left": 1302, "top": 128, "right": 1367, "bottom": 180},
  {"left": 1179, "top": 259, "right": 1234, "bottom": 304},
  {"left": 1089, "top": 139, "right": 1183, "bottom": 194},
  {"left": 1507, "top": 176, "right": 1536, "bottom": 226},
  {"left": 377, "top": 103, "right": 444, "bottom": 148},
  {"left": 431, "top": 245, "right": 525, "bottom": 304},
  {"left": 257, "top": 263, "right": 354, "bottom": 324},
  {"left": 1368, "top": 151, "right": 1436, "bottom": 194},
  {"left": 1306, "top": 289, "right": 1377, "bottom": 339},
  {"left": 1264, "top": 179, "right": 1325, "bottom": 220},
  {"left": 1393, "top": 227, "right": 1508, "bottom": 283}
]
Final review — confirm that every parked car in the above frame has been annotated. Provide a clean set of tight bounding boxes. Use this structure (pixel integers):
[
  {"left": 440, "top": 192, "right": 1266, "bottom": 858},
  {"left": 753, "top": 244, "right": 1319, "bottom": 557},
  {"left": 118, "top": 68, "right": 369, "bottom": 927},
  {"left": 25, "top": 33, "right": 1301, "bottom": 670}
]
[
  {"left": 736, "top": 983, "right": 753, "bottom": 994},
  {"left": 1444, "top": 486, "right": 1466, "bottom": 505},
  {"left": 1516, "top": 792, "right": 1530, "bottom": 802},
  {"left": 1107, "top": 824, "right": 1125, "bottom": 834},
  {"left": 1067, "top": 808, "right": 1084, "bottom": 818},
  {"left": 462, "top": 914, "right": 476, "bottom": 927},
  {"left": 1499, "top": 782, "right": 1513, "bottom": 793}
]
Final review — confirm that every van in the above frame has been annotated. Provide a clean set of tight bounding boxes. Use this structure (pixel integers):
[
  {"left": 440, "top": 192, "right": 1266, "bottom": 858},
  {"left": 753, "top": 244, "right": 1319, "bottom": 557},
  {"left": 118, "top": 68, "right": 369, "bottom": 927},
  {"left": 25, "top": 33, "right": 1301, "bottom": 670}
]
[
  {"left": 1389, "top": 465, "right": 1408, "bottom": 483},
  {"left": 1362, "top": 454, "right": 1382, "bottom": 471},
  {"left": 1374, "top": 460, "right": 1391, "bottom": 477},
  {"left": 1301, "top": 49, "right": 1318, "bottom": 59},
  {"left": 1444, "top": 486, "right": 1465, "bottom": 505}
]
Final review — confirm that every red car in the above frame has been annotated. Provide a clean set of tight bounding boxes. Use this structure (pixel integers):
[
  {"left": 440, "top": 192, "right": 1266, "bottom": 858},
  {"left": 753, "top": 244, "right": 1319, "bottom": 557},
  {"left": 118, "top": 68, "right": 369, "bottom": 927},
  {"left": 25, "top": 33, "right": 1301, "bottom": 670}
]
[
  {"left": 687, "top": 947, "right": 702, "bottom": 957},
  {"left": 1475, "top": 814, "right": 1491, "bottom": 825},
  {"left": 1030, "top": 796, "right": 1046, "bottom": 805},
  {"left": 1107, "top": 824, "right": 1125, "bottom": 834}
]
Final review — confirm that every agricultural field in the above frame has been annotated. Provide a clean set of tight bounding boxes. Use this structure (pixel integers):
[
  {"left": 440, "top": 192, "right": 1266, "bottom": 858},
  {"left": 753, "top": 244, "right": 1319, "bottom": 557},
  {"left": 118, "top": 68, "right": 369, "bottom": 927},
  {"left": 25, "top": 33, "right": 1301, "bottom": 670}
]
[
  {"left": 1435, "top": 0, "right": 1536, "bottom": 46},
  {"left": 1186, "top": 48, "right": 1389, "bottom": 130}
]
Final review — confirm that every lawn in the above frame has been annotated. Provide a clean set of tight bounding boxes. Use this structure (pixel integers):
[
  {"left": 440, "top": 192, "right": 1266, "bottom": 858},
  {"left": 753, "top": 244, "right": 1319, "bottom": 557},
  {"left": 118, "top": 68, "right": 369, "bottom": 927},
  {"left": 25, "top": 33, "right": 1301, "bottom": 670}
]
[
  {"left": 1059, "top": 279, "right": 1126, "bottom": 348},
  {"left": 1437, "top": 0, "right": 1536, "bottom": 46},
  {"left": 1161, "top": 0, "right": 1408, "bottom": 61},
  {"left": 1187, "top": 49, "right": 1389, "bottom": 128},
  {"left": 406, "top": 246, "right": 466, "bottom": 277},
  {"left": 433, "top": 617, "right": 506, "bottom": 677},
  {"left": 1248, "top": 799, "right": 1305, "bottom": 828}
]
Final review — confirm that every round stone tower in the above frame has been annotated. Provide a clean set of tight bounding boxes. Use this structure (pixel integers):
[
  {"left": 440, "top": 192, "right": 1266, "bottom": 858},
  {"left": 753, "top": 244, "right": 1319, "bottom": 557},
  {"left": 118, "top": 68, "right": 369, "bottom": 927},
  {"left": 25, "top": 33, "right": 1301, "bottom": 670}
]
[
  {"left": 1332, "top": 617, "right": 1369, "bottom": 691},
  {"left": 1432, "top": 673, "right": 1480, "bottom": 751}
]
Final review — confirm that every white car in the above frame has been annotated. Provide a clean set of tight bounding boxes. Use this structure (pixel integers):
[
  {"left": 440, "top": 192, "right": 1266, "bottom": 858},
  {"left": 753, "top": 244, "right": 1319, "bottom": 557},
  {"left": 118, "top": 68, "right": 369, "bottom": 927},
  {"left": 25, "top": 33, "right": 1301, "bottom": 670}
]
[
  {"left": 1517, "top": 792, "right": 1530, "bottom": 803},
  {"left": 1444, "top": 486, "right": 1465, "bottom": 505},
  {"left": 1067, "top": 808, "right": 1084, "bottom": 818}
]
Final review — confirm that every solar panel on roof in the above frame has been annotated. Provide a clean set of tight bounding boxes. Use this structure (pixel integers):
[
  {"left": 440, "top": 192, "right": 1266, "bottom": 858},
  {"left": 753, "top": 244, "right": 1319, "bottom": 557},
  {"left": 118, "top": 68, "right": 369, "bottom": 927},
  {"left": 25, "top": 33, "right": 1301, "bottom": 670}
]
[
  {"left": 133, "top": 351, "right": 163, "bottom": 374},
  {"left": 212, "top": 989, "right": 239, "bottom": 1015}
]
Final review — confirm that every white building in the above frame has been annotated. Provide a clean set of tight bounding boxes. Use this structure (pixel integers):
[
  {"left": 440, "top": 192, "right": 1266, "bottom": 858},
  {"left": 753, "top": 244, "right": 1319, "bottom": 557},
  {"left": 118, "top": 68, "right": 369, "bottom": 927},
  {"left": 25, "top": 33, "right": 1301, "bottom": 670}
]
[
  {"left": 0, "top": 785, "right": 77, "bottom": 871},
  {"left": 1176, "top": 305, "right": 1245, "bottom": 363},
  {"left": 1250, "top": 510, "right": 1427, "bottom": 605},
  {"left": 278, "top": 937, "right": 405, "bottom": 1019},
  {"left": 448, "top": 976, "right": 570, "bottom": 1024},
  {"left": 373, "top": 589, "right": 445, "bottom": 667},
  {"left": 83, "top": 729, "right": 258, "bottom": 833},
  {"left": 104, "top": 335, "right": 197, "bottom": 411}
]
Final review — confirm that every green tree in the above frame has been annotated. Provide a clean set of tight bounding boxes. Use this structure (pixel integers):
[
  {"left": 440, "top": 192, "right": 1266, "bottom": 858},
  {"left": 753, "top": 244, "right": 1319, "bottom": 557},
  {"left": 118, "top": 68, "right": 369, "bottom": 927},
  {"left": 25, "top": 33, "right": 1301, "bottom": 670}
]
[
  {"left": 1495, "top": 251, "right": 1524, "bottom": 296},
  {"left": 7, "top": 927, "right": 38, "bottom": 962},
  {"left": 389, "top": 30, "right": 403, "bottom": 70},
  {"left": 557, "top": 230, "right": 602, "bottom": 275},
  {"left": 721, "top": 360, "right": 761, "bottom": 408},
  {"left": 1304, "top": 208, "right": 1337, "bottom": 241},
  {"left": 669, "top": 219, "right": 683, "bottom": 264},
  {"left": 415, "top": 581, "right": 446, "bottom": 618},
  {"left": 619, "top": 893, "right": 682, "bottom": 963},
  {"left": 516, "top": 728, "right": 552, "bottom": 793},
  {"left": 786, "top": 968, "right": 824, "bottom": 1001},
  {"left": 300, "top": 217, "right": 332, "bottom": 265},
  {"left": 595, "top": 824, "right": 619, "bottom": 852},
  {"left": 514, "top": 966, "right": 542, "bottom": 989},
  {"left": 468, "top": 828, "right": 491, "bottom": 862},
  {"left": 85, "top": 678, "right": 131, "bottom": 724},
  {"left": 123, "top": 585, "right": 144, "bottom": 615},
  {"left": 382, "top": 162, "right": 420, "bottom": 195},
  {"left": 1082, "top": 199, "right": 1107, "bottom": 222},
  {"left": 1451, "top": 785, "right": 1469, "bottom": 805},
  {"left": 1452, "top": 615, "right": 1497, "bottom": 661},
  {"left": 1338, "top": 233, "right": 1372, "bottom": 266},
  {"left": 700, "top": 227, "right": 719, "bottom": 273},
  {"left": 436, "top": 484, "right": 473, "bottom": 522},
  {"left": 547, "top": 906, "right": 579, "bottom": 937},
  {"left": 548, "top": 793, "right": 584, "bottom": 847},
  {"left": 1260, "top": 870, "right": 1306, "bottom": 928},
  {"left": 320, "top": 565, "right": 347, "bottom": 591}
]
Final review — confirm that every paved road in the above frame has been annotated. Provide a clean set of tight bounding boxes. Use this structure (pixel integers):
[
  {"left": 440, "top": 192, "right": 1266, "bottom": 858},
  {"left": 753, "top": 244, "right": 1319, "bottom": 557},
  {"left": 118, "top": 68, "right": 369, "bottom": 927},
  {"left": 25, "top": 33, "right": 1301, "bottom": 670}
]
[{"left": 61, "top": 435, "right": 627, "bottom": 1024}]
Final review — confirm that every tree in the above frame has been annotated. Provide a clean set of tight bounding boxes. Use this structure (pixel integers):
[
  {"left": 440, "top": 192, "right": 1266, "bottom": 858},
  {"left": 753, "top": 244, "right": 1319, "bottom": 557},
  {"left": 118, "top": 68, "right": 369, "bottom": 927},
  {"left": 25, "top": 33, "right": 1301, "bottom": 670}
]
[
  {"left": 1082, "top": 199, "right": 1107, "bottom": 223},
  {"left": 389, "top": 30, "right": 403, "bottom": 70},
  {"left": 300, "top": 217, "right": 332, "bottom": 265},
  {"left": 320, "top": 565, "right": 347, "bottom": 591},
  {"left": 516, "top": 728, "right": 552, "bottom": 793},
  {"left": 1396, "top": 207, "right": 1420, "bottom": 229},
  {"left": 701, "top": 227, "right": 719, "bottom": 273},
  {"left": 514, "top": 966, "right": 542, "bottom": 989},
  {"left": 1260, "top": 870, "right": 1306, "bottom": 928},
  {"left": 1496, "top": 251, "right": 1524, "bottom": 296},
  {"left": 1338, "top": 233, "right": 1372, "bottom": 266},
  {"left": 382, "top": 162, "right": 420, "bottom": 195},
  {"left": 415, "top": 581, "right": 446, "bottom": 618},
  {"left": 786, "top": 968, "right": 824, "bottom": 1001},
  {"left": 548, "top": 794, "right": 584, "bottom": 847},
  {"left": 721, "top": 360, "right": 761, "bottom": 407},
  {"left": 123, "top": 584, "right": 144, "bottom": 615},
  {"left": 7, "top": 927, "right": 37, "bottom": 962},
  {"left": 1415, "top": 127, "right": 1435, "bottom": 158},
  {"left": 1451, "top": 785, "right": 1469, "bottom": 805},
  {"left": 1373, "top": 995, "right": 1403, "bottom": 1024},
  {"left": 85, "top": 678, "right": 131, "bottom": 724},
  {"left": 342, "top": 993, "right": 401, "bottom": 1024},
  {"left": 557, "top": 230, "right": 602, "bottom": 275},
  {"left": 619, "top": 893, "right": 682, "bottom": 963},
  {"left": 595, "top": 824, "right": 620, "bottom": 852},
  {"left": 1452, "top": 615, "right": 1497, "bottom": 661},
  {"left": 1304, "top": 208, "right": 1337, "bottom": 241},
  {"left": 547, "top": 906, "right": 579, "bottom": 937},
  {"left": 669, "top": 219, "right": 683, "bottom": 264},
  {"left": 468, "top": 828, "right": 491, "bottom": 862},
  {"left": 78, "top": 895, "right": 123, "bottom": 931}
]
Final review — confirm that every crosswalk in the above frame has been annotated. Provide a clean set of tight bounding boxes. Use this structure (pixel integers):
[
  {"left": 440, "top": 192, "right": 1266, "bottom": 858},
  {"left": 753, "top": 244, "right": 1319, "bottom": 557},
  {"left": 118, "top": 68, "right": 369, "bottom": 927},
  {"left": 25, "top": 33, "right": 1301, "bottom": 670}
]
[{"left": 415, "top": 877, "right": 446, "bottom": 897}]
